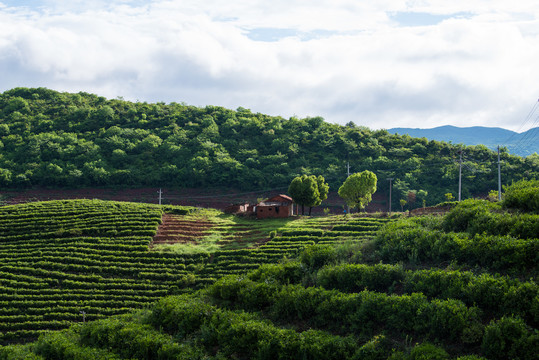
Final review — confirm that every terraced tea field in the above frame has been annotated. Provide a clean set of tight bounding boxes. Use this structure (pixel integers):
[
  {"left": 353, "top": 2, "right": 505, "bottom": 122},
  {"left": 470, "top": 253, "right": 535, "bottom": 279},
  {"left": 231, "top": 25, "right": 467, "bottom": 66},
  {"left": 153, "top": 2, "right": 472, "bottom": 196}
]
[
  {"left": 1, "top": 196, "right": 537, "bottom": 359},
  {"left": 0, "top": 199, "right": 389, "bottom": 344}
]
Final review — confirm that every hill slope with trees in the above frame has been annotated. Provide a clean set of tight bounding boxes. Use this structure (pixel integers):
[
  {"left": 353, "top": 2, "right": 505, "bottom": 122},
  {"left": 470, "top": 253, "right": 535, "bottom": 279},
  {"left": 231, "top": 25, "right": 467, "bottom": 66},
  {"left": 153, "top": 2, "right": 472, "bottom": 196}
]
[{"left": 1, "top": 87, "right": 538, "bottom": 207}]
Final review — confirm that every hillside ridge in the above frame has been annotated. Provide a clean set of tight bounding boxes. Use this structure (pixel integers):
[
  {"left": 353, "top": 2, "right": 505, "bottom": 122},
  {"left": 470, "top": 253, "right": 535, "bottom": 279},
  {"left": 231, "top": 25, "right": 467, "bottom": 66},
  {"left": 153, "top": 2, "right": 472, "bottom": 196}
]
[{"left": 1, "top": 87, "right": 538, "bottom": 207}]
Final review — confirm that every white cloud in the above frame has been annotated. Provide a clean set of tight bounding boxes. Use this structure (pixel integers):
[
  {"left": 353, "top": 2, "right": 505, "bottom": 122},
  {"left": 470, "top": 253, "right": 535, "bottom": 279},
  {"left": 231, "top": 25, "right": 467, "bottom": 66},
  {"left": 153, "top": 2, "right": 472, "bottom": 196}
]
[{"left": 1, "top": 0, "right": 539, "bottom": 132}]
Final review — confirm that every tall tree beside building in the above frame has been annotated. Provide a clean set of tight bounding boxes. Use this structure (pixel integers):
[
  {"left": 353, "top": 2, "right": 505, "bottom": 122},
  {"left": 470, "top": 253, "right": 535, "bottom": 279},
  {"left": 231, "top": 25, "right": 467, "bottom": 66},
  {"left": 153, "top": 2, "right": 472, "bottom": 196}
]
[
  {"left": 308, "top": 175, "right": 329, "bottom": 216},
  {"left": 288, "top": 175, "right": 321, "bottom": 215},
  {"left": 338, "top": 170, "right": 377, "bottom": 212}
]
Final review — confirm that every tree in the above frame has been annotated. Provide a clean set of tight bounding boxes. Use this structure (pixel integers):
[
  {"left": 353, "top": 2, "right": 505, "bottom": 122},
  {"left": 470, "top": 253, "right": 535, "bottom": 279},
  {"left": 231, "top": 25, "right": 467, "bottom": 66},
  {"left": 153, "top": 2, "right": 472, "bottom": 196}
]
[
  {"left": 392, "top": 179, "right": 411, "bottom": 210},
  {"left": 308, "top": 175, "right": 329, "bottom": 216},
  {"left": 399, "top": 199, "right": 407, "bottom": 212},
  {"left": 0, "top": 168, "right": 12, "bottom": 186},
  {"left": 338, "top": 170, "right": 377, "bottom": 212},
  {"left": 407, "top": 190, "right": 417, "bottom": 209},
  {"left": 417, "top": 189, "right": 428, "bottom": 208},
  {"left": 288, "top": 175, "right": 321, "bottom": 215}
]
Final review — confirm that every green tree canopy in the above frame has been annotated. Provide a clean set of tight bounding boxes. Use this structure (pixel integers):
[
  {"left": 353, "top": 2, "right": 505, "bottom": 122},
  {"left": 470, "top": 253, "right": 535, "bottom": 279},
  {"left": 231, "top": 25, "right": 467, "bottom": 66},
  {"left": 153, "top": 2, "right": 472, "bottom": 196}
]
[
  {"left": 288, "top": 175, "right": 322, "bottom": 215},
  {"left": 315, "top": 175, "right": 329, "bottom": 206},
  {"left": 0, "top": 87, "right": 538, "bottom": 200},
  {"left": 308, "top": 175, "right": 330, "bottom": 215},
  {"left": 338, "top": 170, "right": 377, "bottom": 212}
]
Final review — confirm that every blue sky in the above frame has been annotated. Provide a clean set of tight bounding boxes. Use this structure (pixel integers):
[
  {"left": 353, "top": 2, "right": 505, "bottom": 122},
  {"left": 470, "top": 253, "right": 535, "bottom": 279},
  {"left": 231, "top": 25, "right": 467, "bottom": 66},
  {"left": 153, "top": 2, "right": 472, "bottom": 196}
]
[{"left": 1, "top": 1, "right": 538, "bottom": 131}]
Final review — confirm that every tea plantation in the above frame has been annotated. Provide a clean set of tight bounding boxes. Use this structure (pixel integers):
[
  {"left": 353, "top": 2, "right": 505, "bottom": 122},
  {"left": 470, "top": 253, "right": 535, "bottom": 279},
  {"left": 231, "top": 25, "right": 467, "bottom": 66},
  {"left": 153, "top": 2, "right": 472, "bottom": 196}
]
[
  {"left": 0, "top": 199, "right": 386, "bottom": 345},
  {"left": 0, "top": 183, "right": 537, "bottom": 359}
]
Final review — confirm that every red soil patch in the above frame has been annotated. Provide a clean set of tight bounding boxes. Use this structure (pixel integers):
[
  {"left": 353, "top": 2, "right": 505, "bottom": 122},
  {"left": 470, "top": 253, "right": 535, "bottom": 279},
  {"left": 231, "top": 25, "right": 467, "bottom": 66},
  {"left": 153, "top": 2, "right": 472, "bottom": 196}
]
[{"left": 151, "top": 214, "right": 215, "bottom": 247}]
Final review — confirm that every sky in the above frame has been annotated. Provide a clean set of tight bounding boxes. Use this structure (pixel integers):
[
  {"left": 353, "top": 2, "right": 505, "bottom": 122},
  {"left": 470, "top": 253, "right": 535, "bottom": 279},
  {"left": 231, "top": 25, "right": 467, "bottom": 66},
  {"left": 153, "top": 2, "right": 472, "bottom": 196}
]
[{"left": 1, "top": 1, "right": 539, "bottom": 131}]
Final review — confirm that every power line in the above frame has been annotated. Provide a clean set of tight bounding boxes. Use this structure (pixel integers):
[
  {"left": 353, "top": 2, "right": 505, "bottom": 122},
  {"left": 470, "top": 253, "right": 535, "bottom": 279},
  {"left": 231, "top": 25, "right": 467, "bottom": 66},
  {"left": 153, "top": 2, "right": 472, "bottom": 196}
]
[
  {"left": 510, "top": 121, "right": 539, "bottom": 156},
  {"left": 502, "top": 98, "right": 539, "bottom": 145}
]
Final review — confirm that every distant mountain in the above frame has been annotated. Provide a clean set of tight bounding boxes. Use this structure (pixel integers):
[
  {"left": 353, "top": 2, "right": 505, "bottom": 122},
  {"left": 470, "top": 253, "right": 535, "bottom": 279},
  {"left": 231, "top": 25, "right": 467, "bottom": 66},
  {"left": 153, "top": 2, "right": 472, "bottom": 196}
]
[{"left": 387, "top": 125, "right": 539, "bottom": 157}]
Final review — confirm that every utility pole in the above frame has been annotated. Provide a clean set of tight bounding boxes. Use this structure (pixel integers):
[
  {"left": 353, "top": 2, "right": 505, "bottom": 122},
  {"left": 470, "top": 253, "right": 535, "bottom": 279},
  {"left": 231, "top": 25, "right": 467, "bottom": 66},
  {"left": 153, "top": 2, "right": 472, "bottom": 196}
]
[
  {"left": 157, "top": 188, "right": 162, "bottom": 205},
  {"left": 497, "top": 146, "right": 502, "bottom": 201},
  {"left": 346, "top": 162, "right": 350, "bottom": 214},
  {"left": 387, "top": 178, "right": 393, "bottom": 214},
  {"left": 458, "top": 150, "right": 463, "bottom": 201}
]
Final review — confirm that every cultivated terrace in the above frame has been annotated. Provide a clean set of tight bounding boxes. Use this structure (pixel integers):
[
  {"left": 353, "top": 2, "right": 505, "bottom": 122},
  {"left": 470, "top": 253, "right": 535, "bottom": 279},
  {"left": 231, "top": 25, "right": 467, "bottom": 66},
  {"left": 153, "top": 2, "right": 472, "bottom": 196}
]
[{"left": 0, "top": 179, "right": 537, "bottom": 359}]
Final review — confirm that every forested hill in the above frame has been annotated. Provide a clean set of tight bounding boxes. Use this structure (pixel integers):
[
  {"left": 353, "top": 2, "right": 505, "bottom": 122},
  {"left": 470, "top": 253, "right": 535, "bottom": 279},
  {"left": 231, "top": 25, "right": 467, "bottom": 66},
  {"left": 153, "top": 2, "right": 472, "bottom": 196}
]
[{"left": 1, "top": 87, "right": 538, "bottom": 206}]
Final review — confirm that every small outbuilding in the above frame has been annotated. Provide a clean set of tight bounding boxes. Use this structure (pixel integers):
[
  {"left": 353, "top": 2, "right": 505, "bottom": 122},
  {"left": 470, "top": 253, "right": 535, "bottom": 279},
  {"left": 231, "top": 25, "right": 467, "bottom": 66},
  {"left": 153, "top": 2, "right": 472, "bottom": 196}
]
[
  {"left": 224, "top": 203, "right": 251, "bottom": 214},
  {"left": 256, "top": 194, "right": 294, "bottom": 219}
]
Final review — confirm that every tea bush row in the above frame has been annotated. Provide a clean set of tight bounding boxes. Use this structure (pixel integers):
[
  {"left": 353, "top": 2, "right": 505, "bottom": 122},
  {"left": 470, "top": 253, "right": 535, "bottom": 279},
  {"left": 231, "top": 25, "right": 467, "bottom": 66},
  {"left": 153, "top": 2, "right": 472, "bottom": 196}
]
[
  {"left": 442, "top": 199, "right": 539, "bottom": 239},
  {"left": 375, "top": 222, "right": 538, "bottom": 274},
  {"left": 206, "top": 276, "right": 482, "bottom": 342},
  {"left": 312, "top": 263, "right": 538, "bottom": 326}
]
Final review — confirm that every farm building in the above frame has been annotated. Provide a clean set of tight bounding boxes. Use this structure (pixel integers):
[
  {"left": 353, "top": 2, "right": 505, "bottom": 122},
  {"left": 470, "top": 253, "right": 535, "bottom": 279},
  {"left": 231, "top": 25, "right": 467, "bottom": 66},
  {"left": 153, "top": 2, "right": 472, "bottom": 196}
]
[
  {"left": 255, "top": 194, "right": 294, "bottom": 219},
  {"left": 224, "top": 195, "right": 294, "bottom": 218},
  {"left": 224, "top": 203, "right": 252, "bottom": 214}
]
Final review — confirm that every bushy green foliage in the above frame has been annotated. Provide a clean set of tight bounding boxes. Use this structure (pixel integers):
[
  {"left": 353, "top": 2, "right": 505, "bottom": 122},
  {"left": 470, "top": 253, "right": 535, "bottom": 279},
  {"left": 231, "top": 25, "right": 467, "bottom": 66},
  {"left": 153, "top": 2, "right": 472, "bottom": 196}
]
[
  {"left": 247, "top": 261, "right": 306, "bottom": 284},
  {"left": 208, "top": 276, "right": 483, "bottom": 342},
  {"left": 388, "top": 343, "right": 451, "bottom": 360},
  {"left": 316, "top": 263, "right": 405, "bottom": 293},
  {"left": 408, "top": 343, "right": 450, "bottom": 360},
  {"left": 1, "top": 88, "right": 537, "bottom": 206},
  {"left": 442, "top": 199, "right": 501, "bottom": 233},
  {"left": 376, "top": 217, "right": 538, "bottom": 274},
  {"left": 79, "top": 315, "right": 200, "bottom": 359},
  {"left": 0, "top": 191, "right": 537, "bottom": 359},
  {"left": 442, "top": 199, "right": 539, "bottom": 239},
  {"left": 0, "top": 345, "right": 44, "bottom": 360},
  {"left": 34, "top": 329, "right": 122, "bottom": 360},
  {"left": 502, "top": 178, "right": 539, "bottom": 213},
  {"left": 288, "top": 174, "right": 329, "bottom": 215},
  {"left": 226, "top": 259, "right": 539, "bottom": 329},
  {"left": 299, "top": 244, "right": 338, "bottom": 270},
  {"left": 481, "top": 317, "right": 539, "bottom": 360},
  {"left": 338, "top": 171, "right": 378, "bottom": 211},
  {"left": 149, "top": 294, "right": 365, "bottom": 360}
]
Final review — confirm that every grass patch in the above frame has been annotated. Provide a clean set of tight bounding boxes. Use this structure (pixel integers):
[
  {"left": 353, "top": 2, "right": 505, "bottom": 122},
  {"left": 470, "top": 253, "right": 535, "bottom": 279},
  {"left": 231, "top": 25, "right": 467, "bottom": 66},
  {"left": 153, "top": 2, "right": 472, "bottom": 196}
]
[{"left": 153, "top": 233, "right": 223, "bottom": 255}]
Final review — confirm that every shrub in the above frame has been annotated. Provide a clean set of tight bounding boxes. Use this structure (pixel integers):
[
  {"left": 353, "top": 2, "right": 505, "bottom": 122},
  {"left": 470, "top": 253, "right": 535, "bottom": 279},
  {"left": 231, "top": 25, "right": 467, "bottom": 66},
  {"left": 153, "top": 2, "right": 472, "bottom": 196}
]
[
  {"left": 299, "top": 244, "right": 337, "bottom": 270},
  {"left": 149, "top": 295, "right": 214, "bottom": 336},
  {"left": 442, "top": 199, "right": 500, "bottom": 234},
  {"left": 386, "top": 343, "right": 450, "bottom": 360},
  {"left": 441, "top": 198, "right": 539, "bottom": 239},
  {"left": 316, "top": 263, "right": 405, "bottom": 293},
  {"left": 408, "top": 343, "right": 449, "bottom": 360},
  {"left": 247, "top": 261, "right": 304, "bottom": 284},
  {"left": 502, "top": 179, "right": 539, "bottom": 213},
  {"left": 0, "top": 345, "right": 44, "bottom": 360},
  {"left": 376, "top": 219, "right": 538, "bottom": 273},
  {"left": 34, "top": 330, "right": 121, "bottom": 360},
  {"left": 481, "top": 316, "right": 539, "bottom": 360}
]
